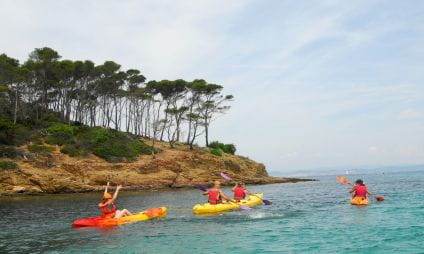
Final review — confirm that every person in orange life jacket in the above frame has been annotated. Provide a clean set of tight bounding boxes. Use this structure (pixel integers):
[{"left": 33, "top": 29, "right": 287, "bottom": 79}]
[
  {"left": 232, "top": 182, "right": 254, "bottom": 201},
  {"left": 202, "top": 180, "right": 233, "bottom": 205},
  {"left": 349, "top": 179, "right": 372, "bottom": 198},
  {"left": 98, "top": 182, "right": 133, "bottom": 219}
]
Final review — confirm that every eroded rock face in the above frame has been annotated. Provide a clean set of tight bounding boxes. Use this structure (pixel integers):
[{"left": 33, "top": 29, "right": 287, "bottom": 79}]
[
  {"left": 0, "top": 141, "right": 311, "bottom": 195},
  {"left": 12, "top": 186, "right": 26, "bottom": 193}
]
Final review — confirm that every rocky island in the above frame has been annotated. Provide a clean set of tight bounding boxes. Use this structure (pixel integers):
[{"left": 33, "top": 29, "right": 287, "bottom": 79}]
[{"left": 0, "top": 139, "right": 311, "bottom": 195}]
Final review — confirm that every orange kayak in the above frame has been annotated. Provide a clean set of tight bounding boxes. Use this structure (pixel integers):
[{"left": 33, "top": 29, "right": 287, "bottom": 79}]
[{"left": 72, "top": 207, "right": 167, "bottom": 227}]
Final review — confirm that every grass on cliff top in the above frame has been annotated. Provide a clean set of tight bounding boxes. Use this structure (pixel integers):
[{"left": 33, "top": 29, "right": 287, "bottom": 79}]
[
  {"left": 0, "top": 160, "right": 18, "bottom": 170},
  {"left": 0, "top": 114, "right": 153, "bottom": 162}
]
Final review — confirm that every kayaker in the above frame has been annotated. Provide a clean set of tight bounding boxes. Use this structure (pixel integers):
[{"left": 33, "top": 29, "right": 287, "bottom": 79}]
[
  {"left": 349, "top": 179, "right": 372, "bottom": 198},
  {"left": 232, "top": 182, "right": 254, "bottom": 201},
  {"left": 98, "top": 182, "right": 133, "bottom": 218},
  {"left": 203, "top": 180, "right": 233, "bottom": 205}
]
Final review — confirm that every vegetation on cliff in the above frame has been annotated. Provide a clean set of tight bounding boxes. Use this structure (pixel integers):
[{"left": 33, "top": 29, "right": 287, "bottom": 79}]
[{"left": 0, "top": 47, "right": 233, "bottom": 151}]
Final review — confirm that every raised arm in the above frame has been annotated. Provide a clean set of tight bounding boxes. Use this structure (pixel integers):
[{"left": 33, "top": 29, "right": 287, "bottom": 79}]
[
  {"left": 104, "top": 181, "right": 110, "bottom": 195},
  {"left": 112, "top": 185, "right": 122, "bottom": 202},
  {"left": 349, "top": 186, "right": 356, "bottom": 193},
  {"left": 232, "top": 183, "right": 238, "bottom": 192}
]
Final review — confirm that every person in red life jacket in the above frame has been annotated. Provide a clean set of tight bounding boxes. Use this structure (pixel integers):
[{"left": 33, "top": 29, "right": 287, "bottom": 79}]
[
  {"left": 232, "top": 182, "right": 254, "bottom": 201},
  {"left": 202, "top": 180, "right": 233, "bottom": 205},
  {"left": 98, "top": 182, "right": 133, "bottom": 218},
  {"left": 349, "top": 179, "right": 372, "bottom": 199}
]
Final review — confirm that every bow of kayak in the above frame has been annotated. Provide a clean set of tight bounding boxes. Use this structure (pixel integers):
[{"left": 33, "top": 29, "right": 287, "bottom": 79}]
[
  {"left": 193, "top": 193, "right": 263, "bottom": 215},
  {"left": 72, "top": 207, "right": 167, "bottom": 227}
]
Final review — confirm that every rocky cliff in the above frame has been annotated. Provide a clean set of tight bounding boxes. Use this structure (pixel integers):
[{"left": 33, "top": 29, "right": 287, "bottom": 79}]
[{"left": 0, "top": 140, "right": 311, "bottom": 195}]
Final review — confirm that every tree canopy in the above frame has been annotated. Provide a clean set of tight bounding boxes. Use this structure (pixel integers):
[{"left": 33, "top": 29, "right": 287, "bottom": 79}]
[{"left": 0, "top": 47, "right": 233, "bottom": 149}]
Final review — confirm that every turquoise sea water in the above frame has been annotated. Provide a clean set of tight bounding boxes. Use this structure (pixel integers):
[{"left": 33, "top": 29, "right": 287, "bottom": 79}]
[{"left": 0, "top": 170, "right": 423, "bottom": 254}]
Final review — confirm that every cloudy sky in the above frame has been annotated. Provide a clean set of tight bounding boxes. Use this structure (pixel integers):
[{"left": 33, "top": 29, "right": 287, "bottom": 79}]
[{"left": 1, "top": 0, "right": 424, "bottom": 171}]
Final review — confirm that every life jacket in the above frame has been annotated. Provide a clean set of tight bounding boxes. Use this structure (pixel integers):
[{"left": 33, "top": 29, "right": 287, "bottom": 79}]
[
  {"left": 208, "top": 189, "right": 222, "bottom": 205},
  {"left": 354, "top": 185, "right": 367, "bottom": 198},
  {"left": 101, "top": 203, "right": 117, "bottom": 218},
  {"left": 233, "top": 187, "right": 246, "bottom": 201}
]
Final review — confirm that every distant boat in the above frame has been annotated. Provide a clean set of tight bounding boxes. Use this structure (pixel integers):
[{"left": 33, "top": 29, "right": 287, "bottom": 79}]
[{"left": 345, "top": 170, "right": 349, "bottom": 175}]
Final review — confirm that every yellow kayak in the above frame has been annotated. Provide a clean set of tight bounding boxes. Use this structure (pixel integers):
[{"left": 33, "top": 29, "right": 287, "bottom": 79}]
[
  {"left": 193, "top": 193, "right": 263, "bottom": 215},
  {"left": 351, "top": 196, "right": 369, "bottom": 205},
  {"left": 72, "top": 207, "right": 167, "bottom": 227}
]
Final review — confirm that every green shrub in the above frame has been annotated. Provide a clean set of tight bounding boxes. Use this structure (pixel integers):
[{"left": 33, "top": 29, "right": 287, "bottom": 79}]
[
  {"left": 208, "top": 141, "right": 237, "bottom": 155},
  {"left": 47, "top": 123, "right": 75, "bottom": 134},
  {"left": 208, "top": 141, "right": 223, "bottom": 150},
  {"left": 30, "top": 132, "right": 44, "bottom": 145},
  {"left": 76, "top": 127, "right": 153, "bottom": 162},
  {"left": 40, "top": 112, "right": 63, "bottom": 125},
  {"left": 46, "top": 131, "right": 75, "bottom": 145},
  {"left": 83, "top": 127, "right": 111, "bottom": 145},
  {"left": 0, "top": 117, "right": 15, "bottom": 145},
  {"left": 46, "top": 123, "right": 75, "bottom": 145},
  {"left": 28, "top": 144, "right": 55, "bottom": 154},
  {"left": 0, "top": 117, "right": 13, "bottom": 130},
  {"left": 223, "top": 144, "right": 236, "bottom": 155},
  {"left": 0, "top": 145, "right": 24, "bottom": 159},
  {"left": 12, "top": 125, "right": 32, "bottom": 146},
  {"left": 0, "top": 118, "right": 31, "bottom": 146},
  {"left": 128, "top": 139, "right": 154, "bottom": 155},
  {"left": 60, "top": 144, "right": 86, "bottom": 157},
  {"left": 0, "top": 116, "right": 155, "bottom": 162},
  {"left": 92, "top": 139, "right": 152, "bottom": 162},
  {"left": 210, "top": 148, "right": 223, "bottom": 157},
  {"left": 0, "top": 160, "right": 18, "bottom": 170}
]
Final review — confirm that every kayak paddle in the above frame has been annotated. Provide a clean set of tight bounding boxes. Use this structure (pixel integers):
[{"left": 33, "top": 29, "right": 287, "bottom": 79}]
[
  {"left": 220, "top": 172, "right": 272, "bottom": 205},
  {"left": 337, "top": 176, "right": 384, "bottom": 202},
  {"left": 196, "top": 185, "right": 208, "bottom": 192},
  {"left": 337, "top": 176, "right": 352, "bottom": 185},
  {"left": 196, "top": 185, "right": 251, "bottom": 210}
]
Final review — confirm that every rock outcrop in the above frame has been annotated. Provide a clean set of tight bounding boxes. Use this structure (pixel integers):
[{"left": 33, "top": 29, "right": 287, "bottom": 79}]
[{"left": 0, "top": 141, "right": 312, "bottom": 195}]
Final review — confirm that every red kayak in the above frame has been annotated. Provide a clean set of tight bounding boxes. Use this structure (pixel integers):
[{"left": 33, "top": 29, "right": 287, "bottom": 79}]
[{"left": 72, "top": 207, "right": 167, "bottom": 227}]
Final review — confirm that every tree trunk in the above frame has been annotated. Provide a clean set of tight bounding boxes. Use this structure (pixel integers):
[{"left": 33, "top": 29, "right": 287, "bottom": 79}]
[
  {"left": 204, "top": 115, "right": 209, "bottom": 147},
  {"left": 13, "top": 89, "right": 18, "bottom": 124}
]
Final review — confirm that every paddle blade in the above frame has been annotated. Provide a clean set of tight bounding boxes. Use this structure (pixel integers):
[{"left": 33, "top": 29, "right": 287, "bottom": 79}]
[
  {"left": 375, "top": 196, "right": 384, "bottom": 201},
  {"left": 337, "top": 176, "right": 351, "bottom": 185},
  {"left": 196, "top": 185, "right": 208, "bottom": 192},
  {"left": 220, "top": 172, "right": 232, "bottom": 181},
  {"left": 262, "top": 199, "right": 272, "bottom": 205}
]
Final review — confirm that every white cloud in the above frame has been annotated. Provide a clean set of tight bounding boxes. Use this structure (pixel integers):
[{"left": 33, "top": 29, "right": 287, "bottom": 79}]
[
  {"left": 368, "top": 146, "right": 378, "bottom": 153},
  {"left": 283, "top": 152, "right": 299, "bottom": 158},
  {"left": 398, "top": 109, "right": 421, "bottom": 120}
]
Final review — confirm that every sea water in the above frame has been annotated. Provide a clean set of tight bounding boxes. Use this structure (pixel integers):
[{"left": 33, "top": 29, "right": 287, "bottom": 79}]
[{"left": 0, "top": 170, "right": 423, "bottom": 254}]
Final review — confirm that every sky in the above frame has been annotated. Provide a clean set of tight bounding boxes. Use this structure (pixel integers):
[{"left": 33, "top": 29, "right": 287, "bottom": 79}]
[{"left": 1, "top": 0, "right": 424, "bottom": 172}]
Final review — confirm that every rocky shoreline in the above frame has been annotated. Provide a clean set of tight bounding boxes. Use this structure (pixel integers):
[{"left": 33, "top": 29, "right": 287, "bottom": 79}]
[{"left": 0, "top": 141, "right": 315, "bottom": 196}]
